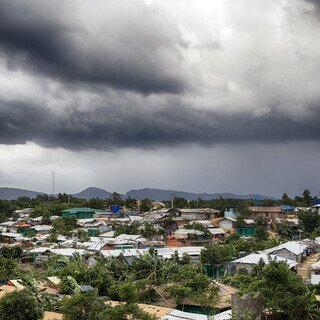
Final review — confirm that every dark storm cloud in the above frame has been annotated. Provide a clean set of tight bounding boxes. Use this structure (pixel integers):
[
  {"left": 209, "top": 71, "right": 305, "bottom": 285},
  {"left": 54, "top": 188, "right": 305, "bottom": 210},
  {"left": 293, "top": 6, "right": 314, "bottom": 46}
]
[
  {"left": 302, "top": 0, "right": 320, "bottom": 14},
  {"left": 1, "top": 99, "right": 319, "bottom": 150},
  {"left": 0, "top": 0, "right": 187, "bottom": 94}
]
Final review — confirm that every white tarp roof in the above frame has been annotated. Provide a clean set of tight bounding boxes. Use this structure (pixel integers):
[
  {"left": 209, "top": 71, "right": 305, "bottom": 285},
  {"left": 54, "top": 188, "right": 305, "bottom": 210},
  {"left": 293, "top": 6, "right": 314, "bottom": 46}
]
[
  {"left": 232, "top": 252, "right": 297, "bottom": 269},
  {"left": 264, "top": 241, "right": 308, "bottom": 256},
  {"left": 161, "top": 309, "right": 207, "bottom": 320},
  {"left": 100, "top": 247, "right": 204, "bottom": 259},
  {"left": 208, "top": 228, "right": 226, "bottom": 235}
]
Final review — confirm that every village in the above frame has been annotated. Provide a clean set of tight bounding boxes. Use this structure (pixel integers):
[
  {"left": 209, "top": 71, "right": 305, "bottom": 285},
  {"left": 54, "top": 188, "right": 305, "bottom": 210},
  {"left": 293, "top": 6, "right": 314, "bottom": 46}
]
[{"left": 0, "top": 192, "right": 320, "bottom": 320}]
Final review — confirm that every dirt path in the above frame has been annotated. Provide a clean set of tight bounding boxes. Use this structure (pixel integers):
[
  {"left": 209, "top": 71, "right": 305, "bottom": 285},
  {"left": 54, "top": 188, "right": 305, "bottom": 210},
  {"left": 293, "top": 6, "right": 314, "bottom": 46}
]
[{"left": 297, "top": 253, "right": 319, "bottom": 279}]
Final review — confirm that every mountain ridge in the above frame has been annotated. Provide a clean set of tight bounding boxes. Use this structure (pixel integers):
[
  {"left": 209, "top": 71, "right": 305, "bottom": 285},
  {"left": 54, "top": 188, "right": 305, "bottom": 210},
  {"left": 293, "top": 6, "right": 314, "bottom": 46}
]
[{"left": 0, "top": 186, "right": 273, "bottom": 200}]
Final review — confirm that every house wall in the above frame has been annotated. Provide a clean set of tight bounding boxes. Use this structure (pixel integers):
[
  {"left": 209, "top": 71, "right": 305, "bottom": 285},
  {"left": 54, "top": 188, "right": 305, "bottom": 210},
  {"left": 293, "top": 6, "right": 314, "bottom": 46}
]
[
  {"left": 269, "top": 248, "right": 299, "bottom": 262},
  {"left": 249, "top": 211, "right": 282, "bottom": 220},
  {"left": 237, "top": 227, "right": 256, "bottom": 237},
  {"left": 180, "top": 213, "right": 209, "bottom": 220},
  {"left": 219, "top": 220, "right": 234, "bottom": 229},
  {"left": 311, "top": 271, "right": 320, "bottom": 284},
  {"left": 224, "top": 208, "right": 236, "bottom": 219}
]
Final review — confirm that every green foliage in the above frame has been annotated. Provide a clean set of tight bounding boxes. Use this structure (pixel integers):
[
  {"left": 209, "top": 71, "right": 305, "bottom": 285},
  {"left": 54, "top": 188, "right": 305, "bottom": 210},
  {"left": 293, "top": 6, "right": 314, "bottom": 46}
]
[
  {"left": 30, "top": 205, "right": 49, "bottom": 218},
  {"left": 165, "top": 284, "right": 192, "bottom": 304},
  {"left": 61, "top": 290, "right": 157, "bottom": 320},
  {"left": 302, "top": 189, "right": 313, "bottom": 207},
  {"left": 0, "top": 289, "right": 43, "bottom": 320},
  {"left": 255, "top": 225, "right": 269, "bottom": 241},
  {"left": 0, "top": 256, "right": 17, "bottom": 280},
  {"left": 298, "top": 210, "right": 320, "bottom": 234},
  {"left": 276, "top": 221, "right": 295, "bottom": 240},
  {"left": 0, "top": 245, "right": 23, "bottom": 259},
  {"left": 123, "top": 196, "right": 138, "bottom": 210},
  {"left": 106, "top": 192, "right": 123, "bottom": 207},
  {"left": 200, "top": 243, "right": 235, "bottom": 264},
  {"left": 61, "top": 290, "right": 106, "bottom": 320},
  {"left": 113, "top": 222, "right": 140, "bottom": 236},
  {"left": 281, "top": 193, "right": 295, "bottom": 206},
  {"left": 166, "top": 264, "right": 218, "bottom": 307},
  {"left": 48, "top": 229, "right": 58, "bottom": 243},
  {"left": 141, "top": 223, "right": 157, "bottom": 238},
  {"left": 108, "top": 278, "right": 139, "bottom": 302},
  {"left": 140, "top": 198, "right": 152, "bottom": 213},
  {"left": 184, "top": 222, "right": 211, "bottom": 238},
  {"left": 224, "top": 260, "right": 320, "bottom": 320},
  {"left": 99, "top": 303, "right": 157, "bottom": 320},
  {"left": 77, "top": 229, "right": 90, "bottom": 242},
  {"left": 60, "top": 276, "right": 81, "bottom": 294},
  {"left": 52, "top": 216, "right": 77, "bottom": 236}
]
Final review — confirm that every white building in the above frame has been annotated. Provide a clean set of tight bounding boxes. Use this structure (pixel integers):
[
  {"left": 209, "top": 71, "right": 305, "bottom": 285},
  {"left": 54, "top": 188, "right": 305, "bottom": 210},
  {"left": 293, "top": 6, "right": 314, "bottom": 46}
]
[
  {"left": 219, "top": 217, "right": 236, "bottom": 230},
  {"left": 310, "top": 261, "right": 320, "bottom": 284},
  {"left": 232, "top": 252, "right": 297, "bottom": 272}
]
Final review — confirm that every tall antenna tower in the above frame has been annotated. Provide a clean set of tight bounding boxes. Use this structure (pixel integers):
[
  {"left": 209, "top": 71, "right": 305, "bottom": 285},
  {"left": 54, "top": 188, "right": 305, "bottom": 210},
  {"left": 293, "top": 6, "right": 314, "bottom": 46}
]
[
  {"left": 52, "top": 171, "right": 55, "bottom": 196},
  {"left": 171, "top": 189, "right": 174, "bottom": 209}
]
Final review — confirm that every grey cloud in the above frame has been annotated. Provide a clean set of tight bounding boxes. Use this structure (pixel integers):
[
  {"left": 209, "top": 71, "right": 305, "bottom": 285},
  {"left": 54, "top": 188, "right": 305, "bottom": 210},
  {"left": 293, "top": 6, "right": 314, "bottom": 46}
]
[
  {"left": 302, "top": 0, "right": 320, "bottom": 14},
  {"left": 1, "top": 99, "right": 319, "bottom": 151},
  {"left": 0, "top": 0, "right": 188, "bottom": 94}
]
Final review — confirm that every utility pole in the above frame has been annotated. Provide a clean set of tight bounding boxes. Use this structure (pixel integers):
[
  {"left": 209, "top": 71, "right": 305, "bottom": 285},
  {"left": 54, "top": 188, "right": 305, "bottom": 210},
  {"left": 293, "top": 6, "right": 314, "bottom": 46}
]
[
  {"left": 52, "top": 171, "right": 55, "bottom": 196},
  {"left": 171, "top": 190, "right": 174, "bottom": 209}
]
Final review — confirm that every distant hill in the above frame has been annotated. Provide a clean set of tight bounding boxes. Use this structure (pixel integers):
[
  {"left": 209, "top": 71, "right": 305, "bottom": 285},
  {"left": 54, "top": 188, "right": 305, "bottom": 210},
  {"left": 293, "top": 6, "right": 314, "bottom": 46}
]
[
  {"left": 0, "top": 186, "right": 272, "bottom": 201},
  {"left": 73, "top": 187, "right": 112, "bottom": 200},
  {"left": 124, "top": 188, "right": 271, "bottom": 201},
  {"left": 0, "top": 187, "right": 41, "bottom": 200}
]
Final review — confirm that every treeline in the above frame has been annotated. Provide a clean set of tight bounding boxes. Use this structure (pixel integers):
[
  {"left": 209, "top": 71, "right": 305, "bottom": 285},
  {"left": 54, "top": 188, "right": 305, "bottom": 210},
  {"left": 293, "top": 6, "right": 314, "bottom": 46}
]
[{"left": 0, "top": 189, "right": 317, "bottom": 223}]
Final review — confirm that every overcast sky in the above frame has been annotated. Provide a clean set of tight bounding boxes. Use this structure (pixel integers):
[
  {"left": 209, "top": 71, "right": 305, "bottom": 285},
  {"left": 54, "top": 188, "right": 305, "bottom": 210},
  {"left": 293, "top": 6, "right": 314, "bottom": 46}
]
[{"left": 0, "top": 0, "right": 319, "bottom": 197}]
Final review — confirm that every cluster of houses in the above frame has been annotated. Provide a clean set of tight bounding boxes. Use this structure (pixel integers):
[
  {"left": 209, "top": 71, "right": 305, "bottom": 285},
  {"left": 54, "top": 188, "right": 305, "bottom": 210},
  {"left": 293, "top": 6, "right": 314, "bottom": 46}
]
[{"left": 1, "top": 202, "right": 320, "bottom": 319}]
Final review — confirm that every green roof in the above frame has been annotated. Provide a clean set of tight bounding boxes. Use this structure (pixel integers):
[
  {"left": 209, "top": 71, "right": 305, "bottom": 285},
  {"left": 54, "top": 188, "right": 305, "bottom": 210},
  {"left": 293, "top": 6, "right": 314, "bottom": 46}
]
[{"left": 61, "top": 207, "right": 96, "bottom": 214}]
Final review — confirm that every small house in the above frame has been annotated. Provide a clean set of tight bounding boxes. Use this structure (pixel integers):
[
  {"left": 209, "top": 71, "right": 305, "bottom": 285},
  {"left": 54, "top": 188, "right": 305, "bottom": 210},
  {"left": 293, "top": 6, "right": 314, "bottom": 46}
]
[
  {"left": 232, "top": 252, "right": 297, "bottom": 272},
  {"left": 60, "top": 208, "right": 95, "bottom": 219},
  {"left": 219, "top": 217, "right": 236, "bottom": 230},
  {"left": 237, "top": 219, "right": 256, "bottom": 237},
  {"left": 310, "top": 261, "right": 320, "bottom": 284}
]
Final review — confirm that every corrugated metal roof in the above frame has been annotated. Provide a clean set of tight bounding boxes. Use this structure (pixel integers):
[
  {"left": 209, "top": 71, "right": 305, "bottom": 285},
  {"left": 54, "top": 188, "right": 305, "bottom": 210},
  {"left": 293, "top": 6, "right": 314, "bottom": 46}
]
[
  {"left": 264, "top": 241, "right": 308, "bottom": 256},
  {"left": 233, "top": 252, "right": 297, "bottom": 268}
]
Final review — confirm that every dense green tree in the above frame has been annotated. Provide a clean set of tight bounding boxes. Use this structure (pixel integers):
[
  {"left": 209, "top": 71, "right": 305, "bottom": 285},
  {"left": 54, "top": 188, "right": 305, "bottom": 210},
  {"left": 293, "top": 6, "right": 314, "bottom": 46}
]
[
  {"left": 107, "top": 192, "right": 123, "bottom": 206},
  {"left": 0, "top": 289, "right": 43, "bottom": 320},
  {"left": 141, "top": 223, "right": 157, "bottom": 238},
  {"left": 123, "top": 196, "right": 137, "bottom": 210},
  {"left": 165, "top": 284, "right": 192, "bottom": 305},
  {"left": 113, "top": 223, "right": 141, "bottom": 236},
  {"left": 52, "top": 216, "right": 77, "bottom": 236},
  {"left": 200, "top": 243, "right": 235, "bottom": 265},
  {"left": 255, "top": 225, "right": 269, "bottom": 241},
  {"left": 140, "top": 198, "right": 152, "bottom": 213},
  {"left": 276, "top": 221, "right": 295, "bottom": 240},
  {"left": 298, "top": 210, "right": 320, "bottom": 233},
  {"left": 77, "top": 229, "right": 90, "bottom": 242},
  {"left": 254, "top": 217, "right": 269, "bottom": 241},
  {"left": 99, "top": 303, "right": 157, "bottom": 320},
  {"left": 48, "top": 229, "right": 58, "bottom": 243},
  {"left": 281, "top": 193, "right": 295, "bottom": 206},
  {"left": 61, "top": 290, "right": 106, "bottom": 320},
  {"left": 166, "top": 264, "right": 218, "bottom": 308},
  {"left": 29, "top": 205, "right": 48, "bottom": 218},
  {"left": 0, "top": 246, "right": 23, "bottom": 259},
  {"left": 224, "top": 261, "right": 320, "bottom": 320},
  {"left": 0, "top": 256, "right": 17, "bottom": 280},
  {"left": 303, "top": 189, "right": 313, "bottom": 207},
  {"left": 260, "top": 261, "right": 314, "bottom": 319},
  {"left": 86, "top": 198, "right": 106, "bottom": 209}
]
